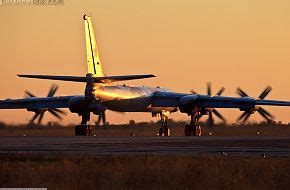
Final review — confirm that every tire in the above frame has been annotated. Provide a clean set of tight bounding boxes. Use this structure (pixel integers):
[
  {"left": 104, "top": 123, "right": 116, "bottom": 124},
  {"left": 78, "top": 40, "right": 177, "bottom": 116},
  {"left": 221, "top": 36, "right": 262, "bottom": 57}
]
[
  {"left": 196, "top": 125, "right": 202, "bottom": 137},
  {"left": 75, "top": 125, "right": 82, "bottom": 136},
  {"left": 164, "top": 128, "right": 171, "bottom": 137},
  {"left": 75, "top": 125, "right": 88, "bottom": 136},
  {"left": 86, "top": 125, "right": 92, "bottom": 136},
  {"left": 158, "top": 128, "right": 164, "bottom": 136},
  {"left": 191, "top": 125, "right": 197, "bottom": 136},
  {"left": 184, "top": 125, "right": 191, "bottom": 136}
]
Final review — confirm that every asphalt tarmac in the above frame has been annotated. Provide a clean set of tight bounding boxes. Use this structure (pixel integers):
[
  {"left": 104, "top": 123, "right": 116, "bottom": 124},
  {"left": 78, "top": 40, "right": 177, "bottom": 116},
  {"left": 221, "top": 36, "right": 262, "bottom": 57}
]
[{"left": 0, "top": 136, "right": 290, "bottom": 156}]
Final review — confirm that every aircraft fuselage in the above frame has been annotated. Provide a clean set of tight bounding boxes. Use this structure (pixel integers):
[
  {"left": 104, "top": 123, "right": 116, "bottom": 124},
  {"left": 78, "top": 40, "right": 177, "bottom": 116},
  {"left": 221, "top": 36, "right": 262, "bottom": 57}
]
[{"left": 94, "top": 85, "right": 177, "bottom": 113}]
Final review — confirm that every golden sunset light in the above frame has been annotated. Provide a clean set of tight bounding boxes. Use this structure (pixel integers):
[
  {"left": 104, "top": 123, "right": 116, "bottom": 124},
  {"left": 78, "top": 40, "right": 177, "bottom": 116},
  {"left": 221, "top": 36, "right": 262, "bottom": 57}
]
[{"left": 0, "top": 0, "right": 290, "bottom": 124}]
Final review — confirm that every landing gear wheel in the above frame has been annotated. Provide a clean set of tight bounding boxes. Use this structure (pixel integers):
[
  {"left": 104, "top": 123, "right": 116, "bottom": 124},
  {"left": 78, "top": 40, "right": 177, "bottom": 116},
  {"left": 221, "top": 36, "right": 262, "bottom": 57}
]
[
  {"left": 75, "top": 125, "right": 92, "bottom": 136},
  {"left": 86, "top": 125, "right": 93, "bottom": 136},
  {"left": 184, "top": 125, "right": 191, "bottom": 136},
  {"left": 164, "top": 127, "right": 171, "bottom": 137},
  {"left": 191, "top": 124, "right": 197, "bottom": 136},
  {"left": 75, "top": 125, "right": 85, "bottom": 136},
  {"left": 157, "top": 112, "right": 171, "bottom": 137},
  {"left": 195, "top": 125, "right": 202, "bottom": 137},
  {"left": 158, "top": 127, "right": 171, "bottom": 136},
  {"left": 158, "top": 127, "right": 164, "bottom": 136},
  {"left": 185, "top": 113, "right": 203, "bottom": 137},
  {"left": 188, "top": 125, "right": 202, "bottom": 136}
]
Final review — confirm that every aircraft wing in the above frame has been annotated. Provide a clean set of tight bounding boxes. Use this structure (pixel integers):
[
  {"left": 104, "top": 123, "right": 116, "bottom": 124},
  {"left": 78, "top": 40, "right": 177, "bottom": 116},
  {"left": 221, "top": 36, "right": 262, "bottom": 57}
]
[
  {"left": 0, "top": 96, "right": 76, "bottom": 110},
  {"left": 255, "top": 99, "right": 290, "bottom": 106},
  {"left": 195, "top": 96, "right": 290, "bottom": 108},
  {"left": 151, "top": 92, "right": 290, "bottom": 109},
  {"left": 18, "top": 74, "right": 156, "bottom": 83}
]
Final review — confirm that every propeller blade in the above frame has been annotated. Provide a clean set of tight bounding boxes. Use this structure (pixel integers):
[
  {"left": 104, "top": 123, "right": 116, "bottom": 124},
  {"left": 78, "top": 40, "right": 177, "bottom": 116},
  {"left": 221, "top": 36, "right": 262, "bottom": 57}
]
[
  {"left": 207, "top": 112, "right": 214, "bottom": 126},
  {"left": 47, "top": 86, "right": 54, "bottom": 97},
  {"left": 242, "top": 113, "right": 251, "bottom": 123},
  {"left": 30, "top": 113, "right": 39, "bottom": 123},
  {"left": 257, "top": 109, "right": 271, "bottom": 121},
  {"left": 207, "top": 82, "right": 212, "bottom": 96},
  {"left": 212, "top": 109, "right": 226, "bottom": 122},
  {"left": 47, "top": 84, "right": 59, "bottom": 97},
  {"left": 258, "top": 107, "right": 274, "bottom": 121},
  {"left": 53, "top": 108, "right": 67, "bottom": 115},
  {"left": 260, "top": 107, "right": 274, "bottom": 119},
  {"left": 216, "top": 87, "right": 225, "bottom": 96},
  {"left": 48, "top": 109, "right": 63, "bottom": 120},
  {"left": 236, "top": 87, "right": 249, "bottom": 97},
  {"left": 25, "top": 90, "right": 36, "bottom": 98},
  {"left": 237, "top": 111, "right": 248, "bottom": 122},
  {"left": 258, "top": 86, "right": 272, "bottom": 100},
  {"left": 190, "top": 89, "right": 198, "bottom": 94},
  {"left": 37, "top": 113, "right": 45, "bottom": 124}
]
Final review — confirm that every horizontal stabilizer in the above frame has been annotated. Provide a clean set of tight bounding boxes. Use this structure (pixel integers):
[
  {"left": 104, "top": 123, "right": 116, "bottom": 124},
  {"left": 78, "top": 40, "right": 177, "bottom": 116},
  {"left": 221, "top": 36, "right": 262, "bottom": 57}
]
[{"left": 18, "top": 74, "right": 156, "bottom": 83}]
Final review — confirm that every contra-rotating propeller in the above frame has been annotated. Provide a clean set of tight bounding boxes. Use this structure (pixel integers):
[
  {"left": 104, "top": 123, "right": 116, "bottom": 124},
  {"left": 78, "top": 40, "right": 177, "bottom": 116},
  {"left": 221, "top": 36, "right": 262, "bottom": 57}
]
[
  {"left": 236, "top": 86, "right": 274, "bottom": 123},
  {"left": 190, "top": 83, "right": 226, "bottom": 125},
  {"left": 25, "top": 84, "right": 66, "bottom": 124}
]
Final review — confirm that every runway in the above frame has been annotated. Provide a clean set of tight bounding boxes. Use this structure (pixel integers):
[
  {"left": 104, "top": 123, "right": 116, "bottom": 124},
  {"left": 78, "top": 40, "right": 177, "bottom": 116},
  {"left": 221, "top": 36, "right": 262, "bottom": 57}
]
[{"left": 0, "top": 136, "right": 290, "bottom": 156}]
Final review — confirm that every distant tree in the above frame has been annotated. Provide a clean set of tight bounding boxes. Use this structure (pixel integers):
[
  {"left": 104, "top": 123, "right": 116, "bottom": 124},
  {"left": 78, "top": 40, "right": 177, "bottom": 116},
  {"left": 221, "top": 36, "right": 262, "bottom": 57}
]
[
  {"left": 0, "top": 121, "right": 6, "bottom": 129},
  {"left": 129, "top": 120, "right": 136, "bottom": 125}
]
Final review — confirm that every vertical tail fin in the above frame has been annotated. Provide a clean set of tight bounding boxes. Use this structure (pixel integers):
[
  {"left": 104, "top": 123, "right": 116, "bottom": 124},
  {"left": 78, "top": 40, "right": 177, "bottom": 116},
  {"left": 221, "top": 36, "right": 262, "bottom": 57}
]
[{"left": 83, "top": 14, "right": 105, "bottom": 77}]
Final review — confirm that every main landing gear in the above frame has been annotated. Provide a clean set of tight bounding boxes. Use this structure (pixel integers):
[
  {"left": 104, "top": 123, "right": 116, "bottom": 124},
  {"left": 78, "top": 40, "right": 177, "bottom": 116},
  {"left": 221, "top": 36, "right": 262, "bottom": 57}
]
[
  {"left": 184, "top": 114, "right": 202, "bottom": 136},
  {"left": 75, "top": 112, "right": 93, "bottom": 136},
  {"left": 158, "top": 112, "right": 171, "bottom": 136}
]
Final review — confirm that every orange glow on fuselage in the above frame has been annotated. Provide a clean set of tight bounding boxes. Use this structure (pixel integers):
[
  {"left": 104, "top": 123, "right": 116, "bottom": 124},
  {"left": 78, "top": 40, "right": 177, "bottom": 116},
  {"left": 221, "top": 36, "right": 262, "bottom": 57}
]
[{"left": 94, "top": 85, "right": 168, "bottom": 101}]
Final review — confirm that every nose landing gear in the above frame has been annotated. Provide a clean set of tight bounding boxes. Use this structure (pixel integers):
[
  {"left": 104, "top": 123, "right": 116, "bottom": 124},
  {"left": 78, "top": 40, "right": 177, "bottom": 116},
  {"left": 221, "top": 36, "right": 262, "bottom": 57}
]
[{"left": 158, "top": 112, "right": 171, "bottom": 136}]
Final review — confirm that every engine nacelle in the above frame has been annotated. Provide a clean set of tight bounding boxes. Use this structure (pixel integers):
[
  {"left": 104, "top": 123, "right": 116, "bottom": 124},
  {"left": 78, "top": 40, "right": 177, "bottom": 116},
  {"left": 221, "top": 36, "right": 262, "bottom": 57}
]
[
  {"left": 179, "top": 94, "right": 198, "bottom": 113},
  {"left": 239, "top": 105, "right": 260, "bottom": 113},
  {"left": 68, "top": 96, "right": 106, "bottom": 115}
]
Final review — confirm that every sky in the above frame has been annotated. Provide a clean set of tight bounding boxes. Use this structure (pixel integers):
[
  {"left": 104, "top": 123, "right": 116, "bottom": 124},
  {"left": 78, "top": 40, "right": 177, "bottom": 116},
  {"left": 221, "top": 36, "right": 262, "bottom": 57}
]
[{"left": 0, "top": 0, "right": 290, "bottom": 125}]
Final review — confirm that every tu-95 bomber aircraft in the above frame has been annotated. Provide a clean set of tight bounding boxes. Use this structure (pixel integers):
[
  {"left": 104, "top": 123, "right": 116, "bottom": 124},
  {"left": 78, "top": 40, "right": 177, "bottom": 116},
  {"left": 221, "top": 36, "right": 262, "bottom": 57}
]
[{"left": 1, "top": 15, "right": 290, "bottom": 136}]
